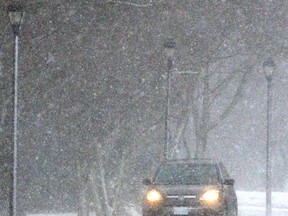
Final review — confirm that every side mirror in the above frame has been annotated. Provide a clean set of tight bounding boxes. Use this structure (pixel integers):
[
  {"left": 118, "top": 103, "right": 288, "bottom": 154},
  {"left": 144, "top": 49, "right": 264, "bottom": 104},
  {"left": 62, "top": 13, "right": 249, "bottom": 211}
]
[
  {"left": 142, "top": 178, "right": 152, "bottom": 185},
  {"left": 224, "top": 179, "right": 235, "bottom": 186}
]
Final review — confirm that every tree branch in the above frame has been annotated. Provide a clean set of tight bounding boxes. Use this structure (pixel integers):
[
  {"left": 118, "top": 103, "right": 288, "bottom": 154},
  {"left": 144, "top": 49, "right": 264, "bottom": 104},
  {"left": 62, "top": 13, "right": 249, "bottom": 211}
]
[
  {"left": 208, "top": 67, "right": 250, "bottom": 131},
  {"left": 209, "top": 68, "right": 240, "bottom": 105}
]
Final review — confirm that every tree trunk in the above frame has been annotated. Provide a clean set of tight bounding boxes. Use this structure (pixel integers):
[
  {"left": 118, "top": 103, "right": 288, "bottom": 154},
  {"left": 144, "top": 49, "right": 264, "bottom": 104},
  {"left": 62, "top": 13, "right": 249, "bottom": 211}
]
[
  {"left": 195, "top": 66, "right": 210, "bottom": 158},
  {"left": 93, "top": 143, "right": 112, "bottom": 216},
  {"left": 99, "top": 164, "right": 111, "bottom": 216},
  {"left": 173, "top": 115, "right": 191, "bottom": 159},
  {"left": 195, "top": 131, "right": 208, "bottom": 159},
  {"left": 78, "top": 162, "right": 90, "bottom": 216}
]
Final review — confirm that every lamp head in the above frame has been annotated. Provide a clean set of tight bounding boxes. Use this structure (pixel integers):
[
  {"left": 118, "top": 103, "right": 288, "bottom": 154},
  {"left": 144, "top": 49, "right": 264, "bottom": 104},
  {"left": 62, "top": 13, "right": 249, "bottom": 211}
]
[
  {"left": 164, "top": 38, "right": 176, "bottom": 59},
  {"left": 7, "top": 4, "right": 24, "bottom": 36},
  {"left": 263, "top": 57, "right": 276, "bottom": 81}
]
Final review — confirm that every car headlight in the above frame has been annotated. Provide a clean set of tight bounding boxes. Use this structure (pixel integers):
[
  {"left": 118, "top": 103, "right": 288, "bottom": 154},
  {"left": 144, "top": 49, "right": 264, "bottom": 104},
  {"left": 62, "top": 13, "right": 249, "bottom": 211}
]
[
  {"left": 146, "top": 189, "right": 163, "bottom": 203},
  {"left": 200, "top": 189, "right": 219, "bottom": 204}
]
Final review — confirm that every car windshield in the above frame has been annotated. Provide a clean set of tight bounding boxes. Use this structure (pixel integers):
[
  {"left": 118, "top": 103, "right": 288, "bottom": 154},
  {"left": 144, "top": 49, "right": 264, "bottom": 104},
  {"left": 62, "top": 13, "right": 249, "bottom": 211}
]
[{"left": 154, "top": 164, "right": 218, "bottom": 185}]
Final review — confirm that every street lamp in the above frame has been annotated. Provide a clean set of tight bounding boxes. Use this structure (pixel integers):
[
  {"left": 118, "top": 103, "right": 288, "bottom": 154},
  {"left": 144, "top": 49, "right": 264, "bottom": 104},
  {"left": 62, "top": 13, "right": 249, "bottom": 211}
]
[
  {"left": 263, "top": 57, "right": 276, "bottom": 216},
  {"left": 7, "top": 4, "right": 24, "bottom": 216},
  {"left": 164, "top": 38, "right": 176, "bottom": 160}
]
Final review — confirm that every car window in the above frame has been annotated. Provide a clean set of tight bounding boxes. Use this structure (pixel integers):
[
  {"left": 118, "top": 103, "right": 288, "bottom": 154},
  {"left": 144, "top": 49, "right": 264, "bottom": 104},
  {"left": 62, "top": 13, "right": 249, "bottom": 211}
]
[{"left": 154, "top": 164, "right": 218, "bottom": 185}]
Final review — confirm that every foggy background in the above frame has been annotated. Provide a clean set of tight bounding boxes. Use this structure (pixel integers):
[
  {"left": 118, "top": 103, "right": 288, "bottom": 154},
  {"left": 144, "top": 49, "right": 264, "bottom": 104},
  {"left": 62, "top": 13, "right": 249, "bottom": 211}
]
[{"left": 0, "top": 0, "right": 287, "bottom": 215}]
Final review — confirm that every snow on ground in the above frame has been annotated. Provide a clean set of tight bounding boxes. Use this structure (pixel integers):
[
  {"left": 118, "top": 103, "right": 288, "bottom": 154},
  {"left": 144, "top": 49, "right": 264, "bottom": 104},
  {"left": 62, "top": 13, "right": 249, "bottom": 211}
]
[
  {"left": 237, "top": 191, "right": 288, "bottom": 209},
  {"left": 27, "top": 191, "right": 288, "bottom": 216},
  {"left": 237, "top": 191, "right": 288, "bottom": 216}
]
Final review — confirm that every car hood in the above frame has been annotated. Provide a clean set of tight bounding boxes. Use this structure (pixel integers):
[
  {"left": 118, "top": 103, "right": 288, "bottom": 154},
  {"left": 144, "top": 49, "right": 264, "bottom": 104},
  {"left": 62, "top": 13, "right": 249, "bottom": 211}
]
[{"left": 151, "top": 184, "right": 221, "bottom": 197}]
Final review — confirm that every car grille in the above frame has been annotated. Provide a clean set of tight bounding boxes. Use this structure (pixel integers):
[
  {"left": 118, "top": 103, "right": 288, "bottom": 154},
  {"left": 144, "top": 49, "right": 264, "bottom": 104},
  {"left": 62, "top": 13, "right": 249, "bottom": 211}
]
[{"left": 165, "top": 195, "right": 200, "bottom": 206}]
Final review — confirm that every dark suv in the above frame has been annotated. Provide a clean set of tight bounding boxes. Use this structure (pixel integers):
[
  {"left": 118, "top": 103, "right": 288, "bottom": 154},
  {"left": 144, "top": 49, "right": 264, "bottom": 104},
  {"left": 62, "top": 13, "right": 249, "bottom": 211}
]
[{"left": 142, "top": 159, "right": 237, "bottom": 216}]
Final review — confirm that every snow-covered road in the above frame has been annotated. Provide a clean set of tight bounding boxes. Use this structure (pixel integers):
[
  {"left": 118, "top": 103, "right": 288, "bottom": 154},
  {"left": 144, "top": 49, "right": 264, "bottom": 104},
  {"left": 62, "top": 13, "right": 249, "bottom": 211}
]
[
  {"left": 239, "top": 206, "right": 288, "bottom": 216},
  {"left": 28, "top": 191, "right": 288, "bottom": 216},
  {"left": 237, "top": 191, "right": 288, "bottom": 216}
]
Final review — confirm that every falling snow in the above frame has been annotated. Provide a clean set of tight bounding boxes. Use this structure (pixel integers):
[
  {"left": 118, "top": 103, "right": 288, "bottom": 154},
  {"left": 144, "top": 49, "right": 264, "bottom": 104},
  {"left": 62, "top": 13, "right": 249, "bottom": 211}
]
[{"left": 0, "top": 0, "right": 288, "bottom": 216}]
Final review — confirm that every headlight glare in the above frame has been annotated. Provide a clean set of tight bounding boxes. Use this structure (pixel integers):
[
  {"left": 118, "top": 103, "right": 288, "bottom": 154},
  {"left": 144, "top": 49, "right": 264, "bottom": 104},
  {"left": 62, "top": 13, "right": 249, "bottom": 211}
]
[
  {"left": 146, "top": 189, "right": 163, "bottom": 203},
  {"left": 200, "top": 189, "right": 219, "bottom": 203}
]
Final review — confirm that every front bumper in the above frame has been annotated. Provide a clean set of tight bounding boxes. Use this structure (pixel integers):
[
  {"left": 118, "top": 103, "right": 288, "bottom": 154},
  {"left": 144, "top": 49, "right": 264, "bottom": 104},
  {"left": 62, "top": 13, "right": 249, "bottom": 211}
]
[{"left": 143, "top": 205, "right": 224, "bottom": 216}]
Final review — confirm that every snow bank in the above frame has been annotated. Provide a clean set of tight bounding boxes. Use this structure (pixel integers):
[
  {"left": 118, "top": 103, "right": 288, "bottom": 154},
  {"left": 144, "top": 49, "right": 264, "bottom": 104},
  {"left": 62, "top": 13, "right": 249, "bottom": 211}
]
[{"left": 237, "top": 191, "right": 288, "bottom": 209}]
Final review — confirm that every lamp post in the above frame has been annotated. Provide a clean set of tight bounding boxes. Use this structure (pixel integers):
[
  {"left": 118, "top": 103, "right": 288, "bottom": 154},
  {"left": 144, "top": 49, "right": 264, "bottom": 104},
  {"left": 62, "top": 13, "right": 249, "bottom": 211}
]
[
  {"left": 164, "top": 39, "right": 175, "bottom": 160},
  {"left": 7, "top": 4, "right": 24, "bottom": 216},
  {"left": 263, "top": 57, "right": 276, "bottom": 216}
]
